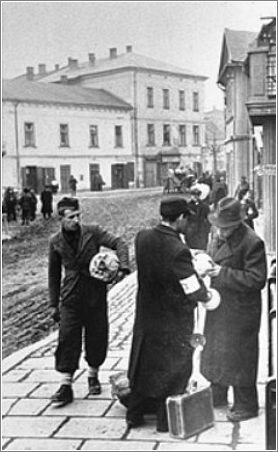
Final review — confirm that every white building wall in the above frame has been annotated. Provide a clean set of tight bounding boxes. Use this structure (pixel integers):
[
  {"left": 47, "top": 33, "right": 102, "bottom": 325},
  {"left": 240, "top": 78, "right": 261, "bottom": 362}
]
[{"left": 2, "top": 101, "right": 133, "bottom": 190}]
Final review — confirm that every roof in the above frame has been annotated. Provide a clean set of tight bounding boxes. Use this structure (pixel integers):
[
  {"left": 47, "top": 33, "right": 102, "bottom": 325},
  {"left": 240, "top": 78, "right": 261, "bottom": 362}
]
[
  {"left": 2, "top": 79, "right": 132, "bottom": 110},
  {"left": 30, "top": 51, "right": 207, "bottom": 83},
  {"left": 224, "top": 29, "right": 258, "bottom": 62}
]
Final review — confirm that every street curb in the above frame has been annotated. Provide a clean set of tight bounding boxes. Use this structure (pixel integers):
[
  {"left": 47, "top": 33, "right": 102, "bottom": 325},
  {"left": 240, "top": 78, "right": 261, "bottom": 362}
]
[{"left": 2, "top": 331, "right": 58, "bottom": 374}]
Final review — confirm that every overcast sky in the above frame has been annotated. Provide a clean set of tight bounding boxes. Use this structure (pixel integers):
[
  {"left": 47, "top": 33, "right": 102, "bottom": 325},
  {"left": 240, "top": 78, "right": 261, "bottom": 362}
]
[{"left": 2, "top": 1, "right": 276, "bottom": 110}]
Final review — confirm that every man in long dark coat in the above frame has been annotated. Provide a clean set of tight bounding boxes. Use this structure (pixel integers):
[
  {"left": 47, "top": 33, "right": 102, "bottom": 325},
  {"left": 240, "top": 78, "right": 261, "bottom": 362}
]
[
  {"left": 48, "top": 197, "right": 130, "bottom": 406},
  {"left": 41, "top": 185, "right": 53, "bottom": 219},
  {"left": 184, "top": 186, "right": 211, "bottom": 250},
  {"left": 126, "top": 196, "right": 210, "bottom": 432},
  {"left": 201, "top": 196, "right": 267, "bottom": 422}
]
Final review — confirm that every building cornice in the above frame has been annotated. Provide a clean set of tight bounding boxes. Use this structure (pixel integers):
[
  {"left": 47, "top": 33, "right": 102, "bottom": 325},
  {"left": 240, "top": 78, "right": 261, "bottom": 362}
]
[{"left": 3, "top": 98, "right": 132, "bottom": 112}]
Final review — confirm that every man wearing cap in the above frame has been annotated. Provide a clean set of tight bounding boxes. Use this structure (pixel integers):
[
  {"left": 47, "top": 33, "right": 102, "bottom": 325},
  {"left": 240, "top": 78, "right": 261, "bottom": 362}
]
[
  {"left": 201, "top": 196, "right": 267, "bottom": 422},
  {"left": 48, "top": 197, "right": 130, "bottom": 406},
  {"left": 184, "top": 186, "right": 211, "bottom": 250},
  {"left": 126, "top": 195, "right": 211, "bottom": 432}
]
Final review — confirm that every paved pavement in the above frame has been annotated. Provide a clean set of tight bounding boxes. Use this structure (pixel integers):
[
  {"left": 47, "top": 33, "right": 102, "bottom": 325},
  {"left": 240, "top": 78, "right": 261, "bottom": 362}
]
[{"left": 2, "top": 214, "right": 274, "bottom": 451}]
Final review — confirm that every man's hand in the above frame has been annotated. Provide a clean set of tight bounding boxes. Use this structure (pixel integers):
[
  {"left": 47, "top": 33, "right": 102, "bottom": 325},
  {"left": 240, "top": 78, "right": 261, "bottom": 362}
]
[
  {"left": 206, "top": 264, "right": 221, "bottom": 278},
  {"left": 51, "top": 306, "right": 60, "bottom": 323}
]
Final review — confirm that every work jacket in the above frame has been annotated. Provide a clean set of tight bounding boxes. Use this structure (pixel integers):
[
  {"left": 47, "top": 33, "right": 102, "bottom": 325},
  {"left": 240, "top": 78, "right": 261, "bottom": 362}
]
[{"left": 48, "top": 224, "right": 129, "bottom": 309}]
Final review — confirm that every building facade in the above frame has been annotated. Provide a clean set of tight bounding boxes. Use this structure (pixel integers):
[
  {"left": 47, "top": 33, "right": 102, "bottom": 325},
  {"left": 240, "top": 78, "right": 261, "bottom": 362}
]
[
  {"left": 38, "top": 46, "right": 208, "bottom": 187},
  {"left": 2, "top": 80, "right": 133, "bottom": 193}
]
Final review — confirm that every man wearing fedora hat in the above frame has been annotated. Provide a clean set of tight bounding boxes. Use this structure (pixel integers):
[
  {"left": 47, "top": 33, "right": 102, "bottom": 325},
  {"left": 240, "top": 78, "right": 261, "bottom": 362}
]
[
  {"left": 48, "top": 197, "right": 130, "bottom": 406},
  {"left": 126, "top": 195, "right": 211, "bottom": 432},
  {"left": 200, "top": 196, "right": 267, "bottom": 422}
]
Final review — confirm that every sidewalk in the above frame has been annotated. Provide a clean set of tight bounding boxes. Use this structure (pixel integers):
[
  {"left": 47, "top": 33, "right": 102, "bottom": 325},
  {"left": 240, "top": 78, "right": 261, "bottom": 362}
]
[{"left": 2, "top": 269, "right": 270, "bottom": 451}]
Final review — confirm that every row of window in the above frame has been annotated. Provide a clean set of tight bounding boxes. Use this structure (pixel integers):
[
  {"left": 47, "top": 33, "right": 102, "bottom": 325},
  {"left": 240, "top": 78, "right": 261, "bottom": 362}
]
[
  {"left": 148, "top": 124, "right": 200, "bottom": 146},
  {"left": 24, "top": 122, "right": 200, "bottom": 148},
  {"left": 24, "top": 123, "right": 124, "bottom": 148},
  {"left": 147, "top": 87, "right": 199, "bottom": 111}
]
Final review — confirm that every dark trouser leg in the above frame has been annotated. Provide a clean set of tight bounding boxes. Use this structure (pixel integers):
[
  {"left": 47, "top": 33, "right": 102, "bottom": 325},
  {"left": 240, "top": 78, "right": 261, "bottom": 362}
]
[
  {"left": 55, "top": 305, "right": 83, "bottom": 374},
  {"left": 156, "top": 399, "right": 169, "bottom": 432},
  {"left": 233, "top": 385, "right": 258, "bottom": 412},
  {"left": 211, "top": 383, "right": 228, "bottom": 407},
  {"left": 84, "top": 300, "right": 108, "bottom": 368}
]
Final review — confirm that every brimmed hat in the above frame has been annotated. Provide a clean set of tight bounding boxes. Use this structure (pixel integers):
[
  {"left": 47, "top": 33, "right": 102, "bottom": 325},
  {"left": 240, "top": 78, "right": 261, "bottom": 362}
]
[
  {"left": 160, "top": 195, "right": 190, "bottom": 218},
  {"left": 208, "top": 197, "right": 244, "bottom": 228},
  {"left": 57, "top": 197, "right": 80, "bottom": 216}
]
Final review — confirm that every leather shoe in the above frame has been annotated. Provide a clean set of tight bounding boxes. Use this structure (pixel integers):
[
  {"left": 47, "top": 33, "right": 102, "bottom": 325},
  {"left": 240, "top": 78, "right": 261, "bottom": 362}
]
[
  {"left": 227, "top": 408, "right": 258, "bottom": 422},
  {"left": 88, "top": 376, "right": 101, "bottom": 395},
  {"left": 51, "top": 384, "right": 73, "bottom": 407},
  {"left": 126, "top": 415, "right": 145, "bottom": 429}
]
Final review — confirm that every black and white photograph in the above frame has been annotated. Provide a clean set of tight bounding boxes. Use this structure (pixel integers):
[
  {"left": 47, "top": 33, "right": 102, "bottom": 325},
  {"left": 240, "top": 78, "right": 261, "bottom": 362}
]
[{"left": 2, "top": 1, "right": 276, "bottom": 450}]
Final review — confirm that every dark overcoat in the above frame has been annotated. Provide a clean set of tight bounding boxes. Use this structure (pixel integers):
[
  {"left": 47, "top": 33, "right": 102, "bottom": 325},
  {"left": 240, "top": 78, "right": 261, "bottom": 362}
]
[
  {"left": 128, "top": 224, "right": 208, "bottom": 399},
  {"left": 48, "top": 224, "right": 130, "bottom": 309},
  {"left": 201, "top": 223, "right": 267, "bottom": 386},
  {"left": 185, "top": 200, "right": 211, "bottom": 249},
  {"left": 41, "top": 189, "right": 53, "bottom": 214}
]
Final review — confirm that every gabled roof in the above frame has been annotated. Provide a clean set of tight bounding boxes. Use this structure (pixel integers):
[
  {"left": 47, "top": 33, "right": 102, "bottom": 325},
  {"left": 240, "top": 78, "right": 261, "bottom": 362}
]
[
  {"left": 27, "top": 51, "right": 207, "bottom": 83},
  {"left": 2, "top": 79, "right": 132, "bottom": 110},
  {"left": 218, "top": 28, "right": 258, "bottom": 84}
]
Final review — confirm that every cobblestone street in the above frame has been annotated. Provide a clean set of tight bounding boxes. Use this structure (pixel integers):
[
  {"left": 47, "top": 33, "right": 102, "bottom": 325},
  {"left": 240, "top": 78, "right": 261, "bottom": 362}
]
[{"left": 2, "top": 265, "right": 270, "bottom": 451}]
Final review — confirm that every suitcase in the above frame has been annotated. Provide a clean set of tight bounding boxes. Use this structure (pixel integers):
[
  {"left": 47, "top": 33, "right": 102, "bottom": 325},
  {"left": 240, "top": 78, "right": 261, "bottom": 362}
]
[
  {"left": 166, "top": 385, "right": 214, "bottom": 439},
  {"left": 166, "top": 302, "right": 214, "bottom": 439}
]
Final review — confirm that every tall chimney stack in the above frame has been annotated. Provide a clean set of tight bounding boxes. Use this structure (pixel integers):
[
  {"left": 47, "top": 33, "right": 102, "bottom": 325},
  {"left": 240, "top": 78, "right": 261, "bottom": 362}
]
[
  {"left": 68, "top": 58, "right": 78, "bottom": 69},
  {"left": 88, "top": 53, "right": 96, "bottom": 65},
  {"left": 126, "top": 45, "right": 132, "bottom": 53},
  {"left": 109, "top": 48, "right": 117, "bottom": 59},
  {"left": 38, "top": 64, "right": 46, "bottom": 75},
  {"left": 26, "top": 67, "right": 34, "bottom": 81},
  {"left": 55, "top": 64, "right": 60, "bottom": 71}
]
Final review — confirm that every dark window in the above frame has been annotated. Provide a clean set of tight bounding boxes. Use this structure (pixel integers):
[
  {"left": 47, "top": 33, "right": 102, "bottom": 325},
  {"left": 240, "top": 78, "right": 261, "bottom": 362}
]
[
  {"left": 147, "top": 124, "right": 155, "bottom": 146},
  {"left": 24, "top": 122, "right": 35, "bottom": 147},
  {"left": 179, "top": 90, "right": 185, "bottom": 110},
  {"left": 193, "top": 125, "right": 200, "bottom": 145},
  {"left": 163, "top": 124, "right": 171, "bottom": 146},
  {"left": 179, "top": 125, "right": 186, "bottom": 146},
  {"left": 193, "top": 92, "right": 199, "bottom": 112},
  {"left": 60, "top": 124, "right": 69, "bottom": 147},
  {"left": 115, "top": 125, "right": 123, "bottom": 147},
  {"left": 163, "top": 89, "right": 170, "bottom": 109},
  {"left": 267, "top": 53, "right": 276, "bottom": 96},
  {"left": 147, "top": 87, "right": 154, "bottom": 108},
  {"left": 89, "top": 125, "right": 99, "bottom": 147}
]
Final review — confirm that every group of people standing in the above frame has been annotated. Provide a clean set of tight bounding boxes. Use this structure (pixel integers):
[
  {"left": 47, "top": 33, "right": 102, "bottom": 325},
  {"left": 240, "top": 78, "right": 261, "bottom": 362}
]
[{"left": 47, "top": 172, "right": 266, "bottom": 434}]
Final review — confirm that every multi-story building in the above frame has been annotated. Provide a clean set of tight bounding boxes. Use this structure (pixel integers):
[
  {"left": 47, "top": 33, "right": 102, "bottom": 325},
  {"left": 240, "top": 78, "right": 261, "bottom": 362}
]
[
  {"left": 245, "top": 18, "right": 276, "bottom": 255},
  {"left": 218, "top": 28, "right": 258, "bottom": 194},
  {"left": 37, "top": 46, "right": 208, "bottom": 187},
  {"left": 2, "top": 79, "right": 133, "bottom": 192}
]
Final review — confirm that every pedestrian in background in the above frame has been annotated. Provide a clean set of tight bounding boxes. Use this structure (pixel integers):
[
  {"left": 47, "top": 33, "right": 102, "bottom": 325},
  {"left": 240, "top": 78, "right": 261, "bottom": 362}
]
[
  {"left": 30, "top": 189, "right": 38, "bottom": 221},
  {"left": 126, "top": 196, "right": 210, "bottom": 432},
  {"left": 200, "top": 196, "right": 267, "bottom": 422},
  {"left": 68, "top": 175, "right": 78, "bottom": 197},
  {"left": 3, "top": 187, "right": 17, "bottom": 222},
  {"left": 234, "top": 176, "right": 250, "bottom": 199},
  {"left": 18, "top": 187, "right": 32, "bottom": 225},
  {"left": 238, "top": 189, "right": 259, "bottom": 230},
  {"left": 41, "top": 185, "right": 53, "bottom": 219},
  {"left": 48, "top": 197, "right": 130, "bottom": 407},
  {"left": 184, "top": 186, "right": 211, "bottom": 250},
  {"left": 209, "top": 175, "right": 228, "bottom": 210}
]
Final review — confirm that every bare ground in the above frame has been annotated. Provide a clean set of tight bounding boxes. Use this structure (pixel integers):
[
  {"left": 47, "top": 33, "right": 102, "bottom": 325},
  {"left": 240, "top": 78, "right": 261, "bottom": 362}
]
[{"left": 2, "top": 191, "right": 162, "bottom": 358}]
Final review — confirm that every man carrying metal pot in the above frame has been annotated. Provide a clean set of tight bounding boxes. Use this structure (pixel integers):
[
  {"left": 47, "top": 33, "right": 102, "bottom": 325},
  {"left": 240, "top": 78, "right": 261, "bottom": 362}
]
[
  {"left": 48, "top": 197, "right": 130, "bottom": 406},
  {"left": 201, "top": 196, "right": 267, "bottom": 422}
]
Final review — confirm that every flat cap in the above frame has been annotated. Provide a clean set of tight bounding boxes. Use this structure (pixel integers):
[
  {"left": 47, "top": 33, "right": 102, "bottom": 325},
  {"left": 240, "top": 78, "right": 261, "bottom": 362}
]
[
  {"left": 160, "top": 195, "right": 190, "bottom": 217},
  {"left": 57, "top": 197, "right": 80, "bottom": 216}
]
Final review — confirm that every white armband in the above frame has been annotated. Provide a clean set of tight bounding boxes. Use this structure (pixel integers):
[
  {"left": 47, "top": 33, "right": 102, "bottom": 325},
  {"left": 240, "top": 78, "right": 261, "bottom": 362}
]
[{"left": 180, "top": 274, "right": 201, "bottom": 295}]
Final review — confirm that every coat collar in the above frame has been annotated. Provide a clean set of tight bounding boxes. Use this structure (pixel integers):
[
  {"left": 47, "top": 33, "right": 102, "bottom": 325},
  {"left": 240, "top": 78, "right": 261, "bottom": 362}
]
[
  {"left": 213, "top": 223, "right": 246, "bottom": 261},
  {"left": 155, "top": 223, "right": 181, "bottom": 240}
]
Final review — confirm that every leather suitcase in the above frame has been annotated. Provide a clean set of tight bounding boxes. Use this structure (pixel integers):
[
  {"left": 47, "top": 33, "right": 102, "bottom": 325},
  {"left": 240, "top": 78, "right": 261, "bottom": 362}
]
[{"left": 166, "top": 385, "right": 214, "bottom": 439}]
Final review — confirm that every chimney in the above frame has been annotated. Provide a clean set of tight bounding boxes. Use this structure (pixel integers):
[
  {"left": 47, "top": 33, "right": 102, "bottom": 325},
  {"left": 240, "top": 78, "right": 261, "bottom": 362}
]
[
  {"left": 68, "top": 57, "right": 78, "bottom": 69},
  {"left": 126, "top": 45, "right": 132, "bottom": 53},
  {"left": 109, "top": 48, "right": 117, "bottom": 59},
  {"left": 26, "top": 67, "right": 34, "bottom": 81},
  {"left": 55, "top": 64, "right": 60, "bottom": 71},
  {"left": 60, "top": 75, "right": 68, "bottom": 84},
  {"left": 38, "top": 63, "right": 46, "bottom": 75},
  {"left": 88, "top": 53, "right": 96, "bottom": 65}
]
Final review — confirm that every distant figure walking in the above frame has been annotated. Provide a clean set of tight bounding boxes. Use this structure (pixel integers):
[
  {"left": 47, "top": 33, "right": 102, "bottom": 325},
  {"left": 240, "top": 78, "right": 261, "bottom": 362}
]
[
  {"left": 184, "top": 186, "right": 211, "bottom": 250},
  {"left": 30, "top": 189, "right": 38, "bottom": 221},
  {"left": 234, "top": 176, "right": 250, "bottom": 199},
  {"left": 41, "top": 185, "right": 53, "bottom": 219},
  {"left": 68, "top": 175, "right": 78, "bottom": 197},
  {"left": 210, "top": 176, "right": 228, "bottom": 210},
  {"left": 239, "top": 190, "right": 259, "bottom": 230},
  {"left": 3, "top": 187, "right": 17, "bottom": 222},
  {"left": 18, "top": 187, "right": 32, "bottom": 225}
]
